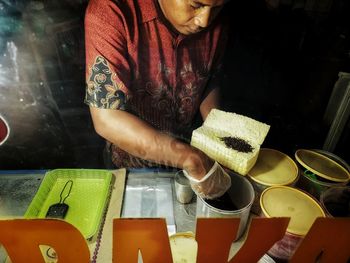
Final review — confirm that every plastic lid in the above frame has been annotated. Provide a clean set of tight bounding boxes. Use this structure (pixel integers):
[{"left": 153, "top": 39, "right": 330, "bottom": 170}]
[
  {"left": 295, "top": 149, "right": 350, "bottom": 183},
  {"left": 248, "top": 148, "right": 298, "bottom": 186},
  {"left": 260, "top": 186, "right": 325, "bottom": 236}
]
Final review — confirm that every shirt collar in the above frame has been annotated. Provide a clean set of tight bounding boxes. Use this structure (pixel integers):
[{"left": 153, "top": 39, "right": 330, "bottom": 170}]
[
  {"left": 137, "top": 0, "right": 182, "bottom": 38},
  {"left": 138, "top": 0, "right": 159, "bottom": 23}
]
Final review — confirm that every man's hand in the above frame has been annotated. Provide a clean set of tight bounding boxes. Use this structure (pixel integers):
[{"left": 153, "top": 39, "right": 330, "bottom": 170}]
[
  {"left": 184, "top": 161, "right": 232, "bottom": 200},
  {"left": 182, "top": 147, "right": 214, "bottom": 181}
]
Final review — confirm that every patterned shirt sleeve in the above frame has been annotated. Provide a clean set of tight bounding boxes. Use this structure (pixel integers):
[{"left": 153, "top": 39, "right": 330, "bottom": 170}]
[{"left": 84, "top": 0, "right": 130, "bottom": 110}]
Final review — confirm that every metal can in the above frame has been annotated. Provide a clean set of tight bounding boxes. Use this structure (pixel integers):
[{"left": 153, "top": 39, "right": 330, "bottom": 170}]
[{"left": 196, "top": 171, "right": 254, "bottom": 241}]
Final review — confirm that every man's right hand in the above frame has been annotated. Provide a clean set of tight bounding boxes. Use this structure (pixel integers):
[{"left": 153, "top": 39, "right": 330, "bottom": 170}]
[
  {"left": 184, "top": 161, "right": 232, "bottom": 200},
  {"left": 182, "top": 147, "right": 214, "bottom": 181}
]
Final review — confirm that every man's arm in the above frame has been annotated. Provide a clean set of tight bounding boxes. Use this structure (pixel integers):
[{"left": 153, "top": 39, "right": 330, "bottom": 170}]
[
  {"left": 90, "top": 107, "right": 213, "bottom": 180},
  {"left": 200, "top": 87, "right": 220, "bottom": 120}
]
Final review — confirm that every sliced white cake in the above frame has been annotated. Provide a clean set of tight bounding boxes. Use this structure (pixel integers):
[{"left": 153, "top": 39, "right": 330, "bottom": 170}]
[
  {"left": 170, "top": 232, "right": 197, "bottom": 263},
  {"left": 204, "top": 109, "right": 270, "bottom": 145},
  {"left": 191, "top": 109, "right": 270, "bottom": 175}
]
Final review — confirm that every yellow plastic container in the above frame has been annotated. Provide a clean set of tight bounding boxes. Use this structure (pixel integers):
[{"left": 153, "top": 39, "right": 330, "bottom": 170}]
[
  {"left": 295, "top": 149, "right": 350, "bottom": 199},
  {"left": 247, "top": 148, "right": 299, "bottom": 214},
  {"left": 260, "top": 186, "right": 325, "bottom": 261},
  {"left": 295, "top": 149, "right": 350, "bottom": 183},
  {"left": 24, "top": 169, "right": 113, "bottom": 239}
]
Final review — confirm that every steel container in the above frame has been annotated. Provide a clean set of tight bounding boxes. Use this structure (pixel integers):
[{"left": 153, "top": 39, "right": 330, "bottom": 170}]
[
  {"left": 320, "top": 186, "right": 350, "bottom": 217},
  {"left": 196, "top": 171, "right": 254, "bottom": 241},
  {"left": 174, "top": 170, "right": 194, "bottom": 204}
]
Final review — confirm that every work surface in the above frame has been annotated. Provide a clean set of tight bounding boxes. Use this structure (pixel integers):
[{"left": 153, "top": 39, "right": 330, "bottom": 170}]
[{"left": 0, "top": 169, "right": 274, "bottom": 263}]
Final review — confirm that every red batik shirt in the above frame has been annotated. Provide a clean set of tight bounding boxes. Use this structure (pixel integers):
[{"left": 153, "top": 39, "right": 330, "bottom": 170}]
[{"left": 85, "top": 0, "right": 228, "bottom": 168}]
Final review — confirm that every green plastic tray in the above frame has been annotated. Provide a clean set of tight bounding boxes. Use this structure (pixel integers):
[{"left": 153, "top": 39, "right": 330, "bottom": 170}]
[{"left": 24, "top": 169, "right": 112, "bottom": 239}]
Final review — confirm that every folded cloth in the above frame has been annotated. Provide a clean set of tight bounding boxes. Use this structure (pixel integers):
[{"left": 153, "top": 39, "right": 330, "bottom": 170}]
[{"left": 183, "top": 161, "right": 231, "bottom": 200}]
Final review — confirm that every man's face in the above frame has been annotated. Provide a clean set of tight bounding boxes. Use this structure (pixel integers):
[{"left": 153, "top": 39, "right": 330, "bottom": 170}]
[{"left": 158, "top": 0, "right": 227, "bottom": 35}]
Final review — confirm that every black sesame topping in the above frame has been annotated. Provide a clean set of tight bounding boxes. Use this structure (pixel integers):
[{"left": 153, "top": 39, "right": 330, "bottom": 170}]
[{"left": 220, "top": 136, "right": 253, "bottom": 153}]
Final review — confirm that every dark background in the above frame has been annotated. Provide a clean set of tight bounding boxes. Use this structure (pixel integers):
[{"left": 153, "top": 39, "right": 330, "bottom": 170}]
[{"left": 0, "top": 0, "right": 349, "bottom": 169}]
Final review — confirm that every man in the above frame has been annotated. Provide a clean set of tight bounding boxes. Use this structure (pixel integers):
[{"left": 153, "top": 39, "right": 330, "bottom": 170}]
[{"left": 84, "top": 0, "right": 229, "bottom": 183}]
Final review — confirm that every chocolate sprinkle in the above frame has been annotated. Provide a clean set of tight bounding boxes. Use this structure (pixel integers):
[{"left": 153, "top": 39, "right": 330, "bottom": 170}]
[
  {"left": 220, "top": 136, "right": 253, "bottom": 153},
  {"left": 204, "top": 192, "right": 238, "bottom": 211}
]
